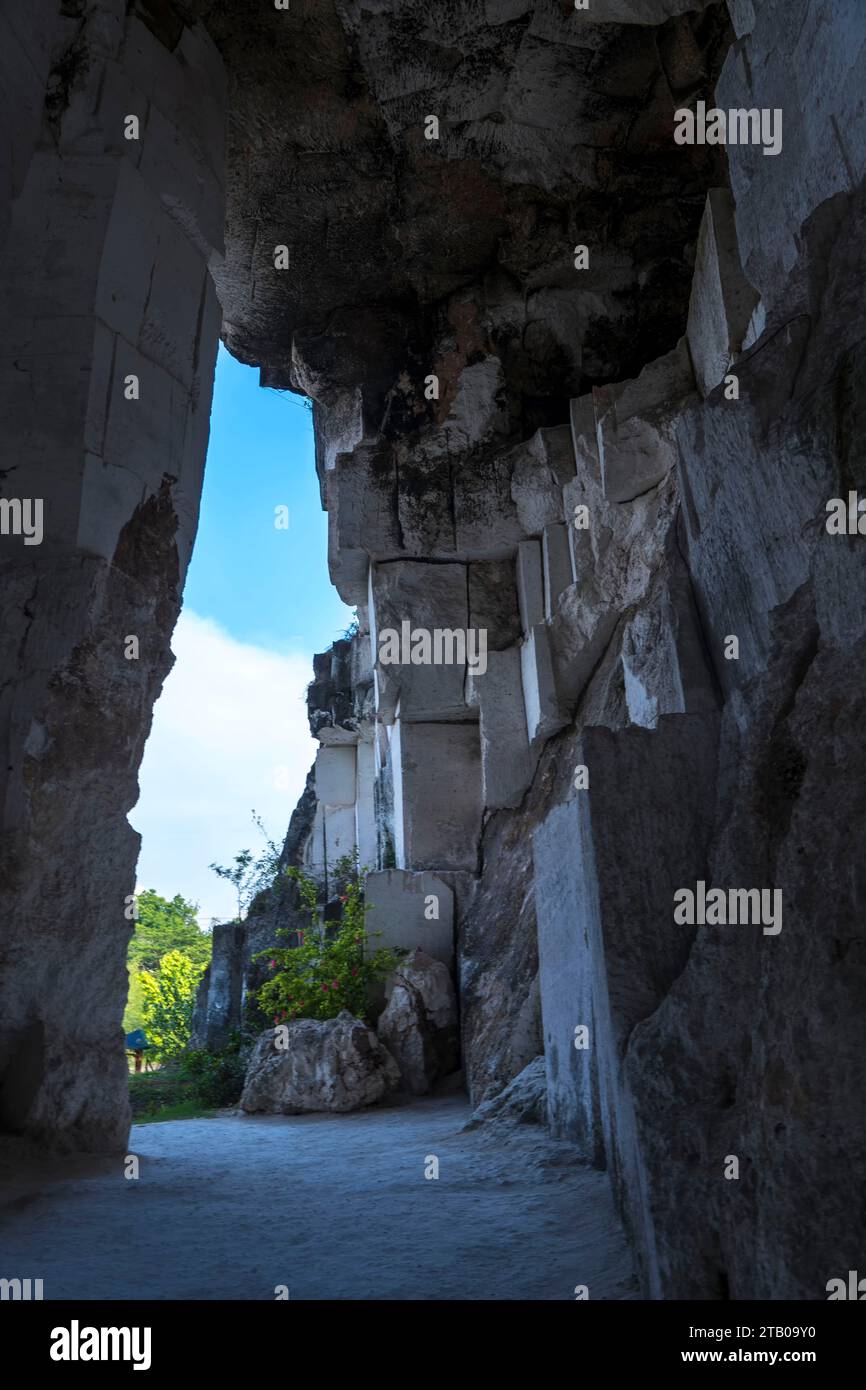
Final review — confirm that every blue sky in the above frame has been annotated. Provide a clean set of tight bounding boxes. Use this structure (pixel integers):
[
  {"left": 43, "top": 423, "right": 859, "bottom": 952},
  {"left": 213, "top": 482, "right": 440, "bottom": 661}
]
[{"left": 131, "top": 346, "right": 354, "bottom": 924}]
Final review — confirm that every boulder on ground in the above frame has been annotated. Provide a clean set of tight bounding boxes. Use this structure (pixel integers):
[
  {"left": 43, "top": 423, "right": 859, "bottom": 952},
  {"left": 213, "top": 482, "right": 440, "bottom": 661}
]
[
  {"left": 376, "top": 949, "right": 459, "bottom": 1095},
  {"left": 464, "top": 1057, "right": 549, "bottom": 1130},
  {"left": 240, "top": 1010, "right": 399, "bottom": 1115}
]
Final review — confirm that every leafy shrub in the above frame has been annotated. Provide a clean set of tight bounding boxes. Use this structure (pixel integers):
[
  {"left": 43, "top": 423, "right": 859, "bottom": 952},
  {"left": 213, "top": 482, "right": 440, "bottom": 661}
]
[
  {"left": 128, "top": 1065, "right": 200, "bottom": 1121},
  {"left": 253, "top": 857, "right": 404, "bottom": 1025},
  {"left": 128, "top": 1036, "right": 249, "bottom": 1118},
  {"left": 181, "top": 1030, "right": 249, "bottom": 1108}
]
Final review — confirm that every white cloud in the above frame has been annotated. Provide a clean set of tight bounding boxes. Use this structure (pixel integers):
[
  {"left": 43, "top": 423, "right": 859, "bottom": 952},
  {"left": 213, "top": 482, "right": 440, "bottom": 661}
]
[{"left": 130, "top": 610, "right": 317, "bottom": 926}]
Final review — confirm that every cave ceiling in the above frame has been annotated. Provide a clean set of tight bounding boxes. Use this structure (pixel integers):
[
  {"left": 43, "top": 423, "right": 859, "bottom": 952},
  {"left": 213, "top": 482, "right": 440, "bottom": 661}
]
[{"left": 193, "top": 0, "right": 731, "bottom": 435}]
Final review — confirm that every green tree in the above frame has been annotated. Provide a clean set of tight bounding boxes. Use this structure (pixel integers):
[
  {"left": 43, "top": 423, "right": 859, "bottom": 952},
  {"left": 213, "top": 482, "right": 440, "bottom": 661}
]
[
  {"left": 128, "top": 889, "right": 212, "bottom": 972},
  {"left": 123, "top": 969, "right": 147, "bottom": 1036},
  {"left": 139, "top": 950, "right": 206, "bottom": 1060}
]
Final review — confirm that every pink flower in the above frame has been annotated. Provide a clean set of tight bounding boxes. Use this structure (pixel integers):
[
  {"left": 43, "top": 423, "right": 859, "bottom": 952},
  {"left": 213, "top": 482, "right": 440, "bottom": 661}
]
[
  {"left": 269, "top": 959, "right": 277, "bottom": 970},
  {"left": 322, "top": 983, "right": 329, "bottom": 992},
  {"left": 351, "top": 967, "right": 358, "bottom": 977},
  {"left": 332, "top": 980, "right": 339, "bottom": 989}
]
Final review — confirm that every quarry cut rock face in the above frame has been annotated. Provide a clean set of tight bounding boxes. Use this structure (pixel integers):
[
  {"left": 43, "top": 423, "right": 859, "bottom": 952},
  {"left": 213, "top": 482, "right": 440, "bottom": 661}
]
[{"left": 2, "top": 0, "right": 866, "bottom": 1307}]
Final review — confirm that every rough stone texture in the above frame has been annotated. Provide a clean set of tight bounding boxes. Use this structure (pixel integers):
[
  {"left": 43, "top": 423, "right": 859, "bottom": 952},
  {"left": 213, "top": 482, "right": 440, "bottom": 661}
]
[
  {"left": 180, "top": 2, "right": 732, "bottom": 1168},
  {"left": 189, "top": 923, "right": 244, "bottom": 1054},
  {"left": 716, "top": 0, "right": 866, "bottom": 319},
  {"left": 5, "top": 0, "right": 866, "bottom": 1308},
  {"left": 533, "top": 714, "right": 720, "bottom": 1294},
  {"left": 240, "top": 1012, "right": 400, "bottom": 1115},
  {"left": 594, "top": 338, "right": 696, "bottom": 503},
  {"left": 376, "top": 949, "right": 459, "bottom": 1095},
  {"left": 204, "top": 0, "right": 728, "bottom": 408},
  {"left": 465, "top": 1056, "right": 548, "bottom": 1130},
  {"left": 456, "top": 40, "right": 866, "bottom": 1295},
  {"left": 623, "top": 174, "right": 866, "bottom": 1299},
  {"left": 0, "top": 0, "right": 225, "bottom": 1151}
]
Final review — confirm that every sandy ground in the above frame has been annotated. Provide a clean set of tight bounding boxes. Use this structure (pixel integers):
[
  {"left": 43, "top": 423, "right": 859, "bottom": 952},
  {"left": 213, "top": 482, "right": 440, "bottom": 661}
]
[{"left": 0, "top": 1096, "right": 637, "bottom": 1300}]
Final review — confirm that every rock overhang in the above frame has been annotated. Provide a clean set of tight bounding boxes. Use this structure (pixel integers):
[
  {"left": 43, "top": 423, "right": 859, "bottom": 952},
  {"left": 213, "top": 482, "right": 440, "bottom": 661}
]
[{"left": 198, "top": 0, "right": 733, "bottom": 417}]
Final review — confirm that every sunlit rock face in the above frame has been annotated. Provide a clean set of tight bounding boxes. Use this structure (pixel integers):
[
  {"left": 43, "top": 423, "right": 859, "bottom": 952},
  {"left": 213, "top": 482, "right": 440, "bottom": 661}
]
[{"left": 4, "top": 0, "right": 866, "bottom": 1302}]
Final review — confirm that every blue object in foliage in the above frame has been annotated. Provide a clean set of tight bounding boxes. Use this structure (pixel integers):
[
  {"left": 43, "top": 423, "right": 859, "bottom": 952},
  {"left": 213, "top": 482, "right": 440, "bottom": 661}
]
[{"left": 126, "top": 1029, "right": 150, "bottom": 1051}]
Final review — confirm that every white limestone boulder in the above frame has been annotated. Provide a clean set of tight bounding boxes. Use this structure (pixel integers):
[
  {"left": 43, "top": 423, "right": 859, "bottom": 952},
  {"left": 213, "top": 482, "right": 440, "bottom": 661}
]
[{"left": 240, "top": 1012, "right": 399, "bottom": 1115}]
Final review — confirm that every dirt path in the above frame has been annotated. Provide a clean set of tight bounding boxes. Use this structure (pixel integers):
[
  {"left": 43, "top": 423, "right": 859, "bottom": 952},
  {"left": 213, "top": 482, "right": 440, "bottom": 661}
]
[{"left": 0, "top": 1096, "right": 637, "bottom": 1300}]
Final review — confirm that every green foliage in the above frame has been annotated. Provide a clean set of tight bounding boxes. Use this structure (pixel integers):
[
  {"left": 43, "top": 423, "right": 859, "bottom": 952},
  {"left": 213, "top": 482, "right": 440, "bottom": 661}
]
[
  {"left": 139, "top": 949, "right": 206, "bottom": 1061},
  {"left": 181, "top": 1031, "right": 249, "bottom": 1108},
  {"left": 128, "top": 889, "right": 212, "bottom": 972},
  {"left": 209, "top": 810, "right": 283, "bottom": 921},
  {"left": 128, "top": 1064, "right": 215, "bottom": 1123},
  {"left": 128, "top": 1034, "right": 249, "bottom": 1120},
  {"left": 122, "top": 969, "right": 147, "bottom": 1036},
  {"left": 138, "top": 1099, "right": 216, "bottom": 1124},
  {"left": 254, "top": 856, "right": 404, "bottom": 1025}
]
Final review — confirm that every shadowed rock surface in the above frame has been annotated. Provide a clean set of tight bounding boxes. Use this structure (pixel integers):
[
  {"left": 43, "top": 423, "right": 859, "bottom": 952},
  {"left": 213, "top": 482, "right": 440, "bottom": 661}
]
[
  {"left": 377, "top": 948, "right": 460, "bottom": 1094},
  {"left": 2, "top": 0, "right": 866, "bottom": 1301}
]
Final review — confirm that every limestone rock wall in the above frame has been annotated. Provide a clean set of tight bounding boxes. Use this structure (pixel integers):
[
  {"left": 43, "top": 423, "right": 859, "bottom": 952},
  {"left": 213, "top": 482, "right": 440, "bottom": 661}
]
[
  {"left": 205, "top": 0, "right": 864, "bottom": 1299},
  {"left": 3, "top": 0, "right": 865, "bottom": 1304},
  {"left": 0, "top": 0, "right": 226, "bottom": 1149}
]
